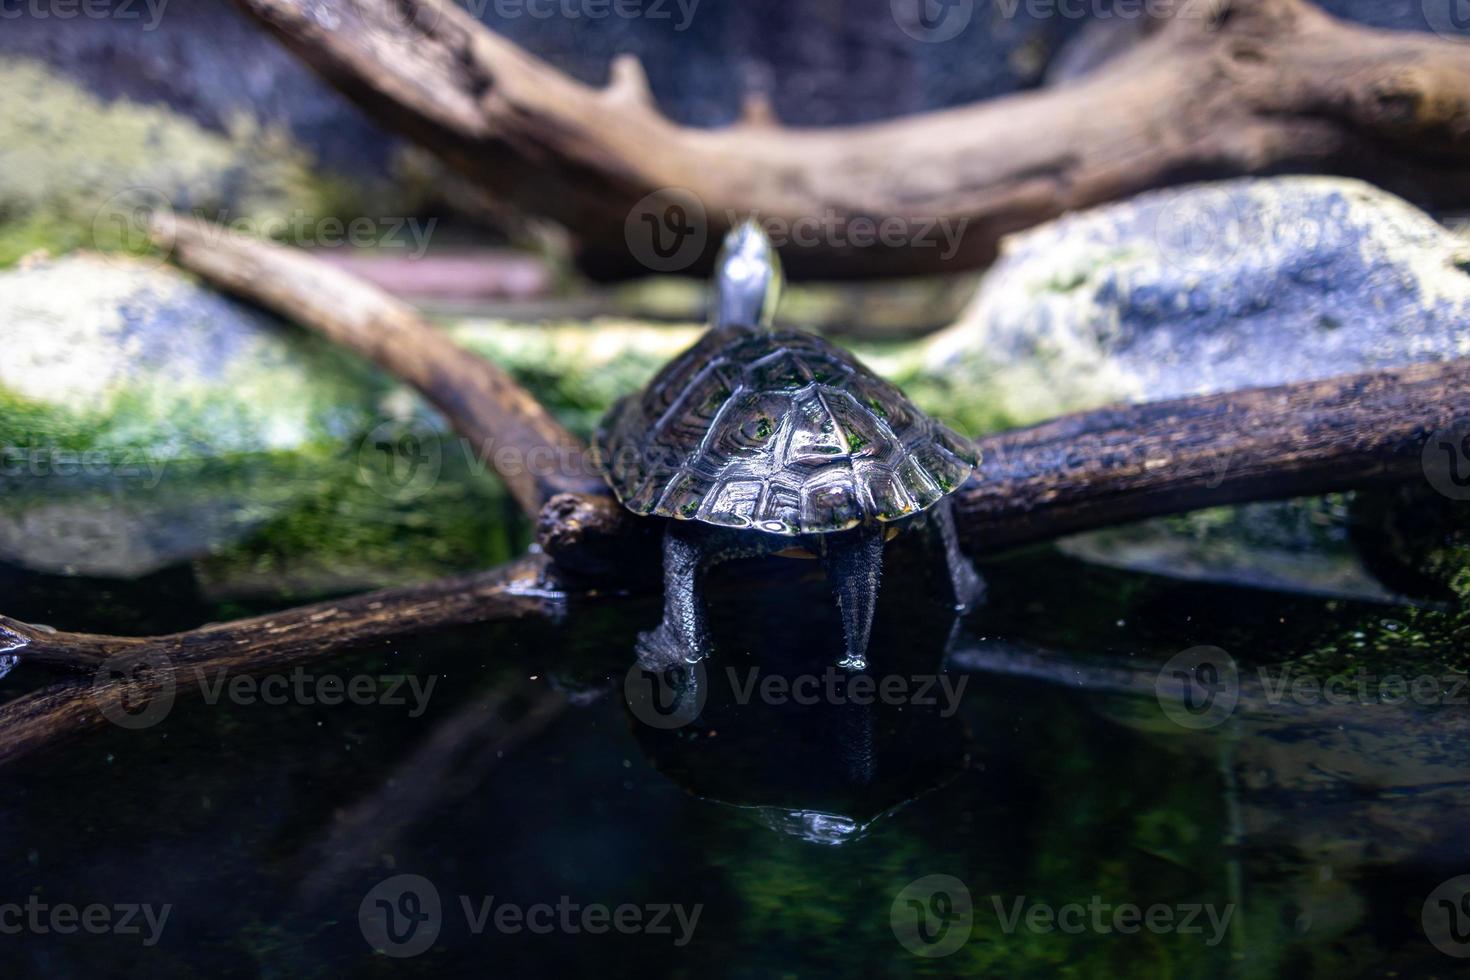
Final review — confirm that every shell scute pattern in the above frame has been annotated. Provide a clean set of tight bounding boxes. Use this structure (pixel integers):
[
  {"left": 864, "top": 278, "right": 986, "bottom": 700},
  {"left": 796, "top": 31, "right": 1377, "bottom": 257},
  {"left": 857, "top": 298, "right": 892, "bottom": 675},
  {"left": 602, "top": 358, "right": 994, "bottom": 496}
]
[{"left": 595, "top": 326, "right": 977, "bottom": 535}]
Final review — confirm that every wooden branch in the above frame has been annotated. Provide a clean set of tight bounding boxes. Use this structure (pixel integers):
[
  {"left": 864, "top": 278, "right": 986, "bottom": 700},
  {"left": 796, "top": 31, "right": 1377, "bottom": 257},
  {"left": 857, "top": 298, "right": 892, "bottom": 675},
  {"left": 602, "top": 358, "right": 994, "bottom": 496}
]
[
  {"left": 0, "top": 555, "right": 574, "bottom": 766},
  {"left": 4, "top": 357, "right": 1464, "bottom": 763},
  {"left": 538, "top": 358, "right": 1470, "bottom": 566},
  {"left": 233, "top": 0, "right": 1470, "bottom": 279},
  {"left": 150, "top": 211, "right": 604, "bottom": 518},
  {"left": 136, "top": 209, "right": 1470, "bottom": 565},
  {"left": 956, "top": 359, "right": 1470, "bottom": 551},
  {"left": 0, "top": 555, "right": 563, "bottom": 673}
]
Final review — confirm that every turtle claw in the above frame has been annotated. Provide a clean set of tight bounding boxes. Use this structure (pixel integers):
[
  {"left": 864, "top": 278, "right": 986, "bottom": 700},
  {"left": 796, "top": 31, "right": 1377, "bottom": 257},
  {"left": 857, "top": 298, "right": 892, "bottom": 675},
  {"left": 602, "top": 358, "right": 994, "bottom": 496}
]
[{"left": 636, "top": 622, "right": 705, "bottom": 671}]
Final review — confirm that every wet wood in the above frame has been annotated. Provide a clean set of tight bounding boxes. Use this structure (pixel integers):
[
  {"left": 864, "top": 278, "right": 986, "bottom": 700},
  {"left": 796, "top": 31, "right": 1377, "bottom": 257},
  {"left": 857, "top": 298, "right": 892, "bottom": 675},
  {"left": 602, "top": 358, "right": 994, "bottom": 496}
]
[
  {"left": 537, "top": 358, "right": 1470, "bottom": 566},
  {"left": 956, "top": 358, "right": 1470, "bottom": 552},
  {"left": 0, "top": 556, "right": 573, "bottom": 766},
  {"left": 233, "top": 0, "right": 1470, "bottom": 279},
  {"left": 2, "top": 359, "right": 1465, "bottom": 764},
  {"left": 0, "top": 555, "right": 563, "bottom": 673},
  {"left": 151, "top": 211, "right": 604, "bottom": 517}
]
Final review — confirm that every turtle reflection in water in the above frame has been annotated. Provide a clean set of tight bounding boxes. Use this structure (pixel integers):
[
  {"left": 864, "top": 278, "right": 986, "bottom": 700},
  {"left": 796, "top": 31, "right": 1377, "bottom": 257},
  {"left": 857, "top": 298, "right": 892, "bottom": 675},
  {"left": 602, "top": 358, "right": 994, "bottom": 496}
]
[{"left": 594, "top": 223, "right": 981, "bottom": 671}]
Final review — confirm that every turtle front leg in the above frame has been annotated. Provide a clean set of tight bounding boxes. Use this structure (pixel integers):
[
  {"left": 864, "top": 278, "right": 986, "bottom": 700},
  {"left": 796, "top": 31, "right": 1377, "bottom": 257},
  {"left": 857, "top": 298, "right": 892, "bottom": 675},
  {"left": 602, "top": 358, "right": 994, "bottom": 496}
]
[
  {"left": 637, "top": 522, "right": 712, "bottom": 670},
  {"left": 817, "top": 525, "right": 886, "bottom": 672},
  {"left": 637, "top": 523, "right": 783, "bottom": 669}
]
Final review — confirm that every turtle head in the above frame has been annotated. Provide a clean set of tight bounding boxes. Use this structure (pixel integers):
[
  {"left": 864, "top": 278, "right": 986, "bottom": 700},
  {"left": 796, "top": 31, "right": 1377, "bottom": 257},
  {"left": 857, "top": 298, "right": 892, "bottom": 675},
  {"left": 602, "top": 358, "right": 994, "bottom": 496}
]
[{"left": 711, "top": 220, "right": 782, "bottom": 330}]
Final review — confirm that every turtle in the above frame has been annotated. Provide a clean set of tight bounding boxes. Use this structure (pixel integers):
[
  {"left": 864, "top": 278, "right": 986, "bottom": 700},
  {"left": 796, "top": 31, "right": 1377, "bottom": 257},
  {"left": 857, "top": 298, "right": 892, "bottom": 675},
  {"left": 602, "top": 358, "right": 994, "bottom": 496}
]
[{"left": 593, "top": 222, "right": 981, "bottom": 672}]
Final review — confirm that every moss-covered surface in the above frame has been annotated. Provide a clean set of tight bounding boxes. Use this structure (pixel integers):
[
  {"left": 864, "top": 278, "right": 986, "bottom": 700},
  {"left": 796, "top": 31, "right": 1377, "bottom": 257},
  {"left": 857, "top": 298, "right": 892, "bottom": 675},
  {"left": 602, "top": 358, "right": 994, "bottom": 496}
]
[
  {"left": 0, "top": 255, "right": 391, "bottom": 459},
  {"left": 0, "top": 56, "right": 419, "bottom": 268}
]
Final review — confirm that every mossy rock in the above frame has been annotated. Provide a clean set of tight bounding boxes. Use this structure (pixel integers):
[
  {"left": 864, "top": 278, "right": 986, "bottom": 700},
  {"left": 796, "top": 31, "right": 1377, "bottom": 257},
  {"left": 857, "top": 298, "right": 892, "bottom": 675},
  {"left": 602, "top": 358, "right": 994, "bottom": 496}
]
[{"left": 922, "top": 176, "right": 1470, "bottom": 433}]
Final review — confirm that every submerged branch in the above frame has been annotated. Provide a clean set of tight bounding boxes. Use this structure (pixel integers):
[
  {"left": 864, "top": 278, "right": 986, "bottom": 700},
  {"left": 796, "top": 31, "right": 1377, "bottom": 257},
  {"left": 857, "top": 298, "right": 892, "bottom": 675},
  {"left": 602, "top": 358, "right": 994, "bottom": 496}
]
[{"left": 0, "top": 556, "right": 574, "bottom": 767}]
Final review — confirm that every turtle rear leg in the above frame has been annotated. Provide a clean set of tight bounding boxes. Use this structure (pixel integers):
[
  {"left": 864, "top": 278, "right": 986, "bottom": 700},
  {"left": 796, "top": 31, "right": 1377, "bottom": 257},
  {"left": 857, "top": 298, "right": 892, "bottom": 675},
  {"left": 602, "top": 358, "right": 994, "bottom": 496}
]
[
  {"left": 932, "top": 499, "right": 984, "bottom": 613},
  {"left": 817, "top": 525, "right": 886, "bottom": 672}
]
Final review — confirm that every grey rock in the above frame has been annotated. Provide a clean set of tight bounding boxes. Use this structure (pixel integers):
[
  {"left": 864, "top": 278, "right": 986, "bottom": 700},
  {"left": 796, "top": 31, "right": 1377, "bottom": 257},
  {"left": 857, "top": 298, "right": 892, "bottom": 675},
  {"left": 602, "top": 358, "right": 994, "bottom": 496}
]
[
  {"left": 0, "top": 253, "right": 386, "bottom": 577},
  {"left": 924, "top": 176, "right": 1470, "bottom": 598},
  {"left": 925, "top": 177, "right": 1470, "bottom": 423}
]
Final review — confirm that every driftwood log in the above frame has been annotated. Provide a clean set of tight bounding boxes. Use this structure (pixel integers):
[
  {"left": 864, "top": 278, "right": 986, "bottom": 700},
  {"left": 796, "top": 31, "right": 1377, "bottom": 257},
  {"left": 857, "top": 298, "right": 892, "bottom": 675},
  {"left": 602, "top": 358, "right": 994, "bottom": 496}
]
[{"left": 233, "top": 0, "right": 1470, "bottom": 278}]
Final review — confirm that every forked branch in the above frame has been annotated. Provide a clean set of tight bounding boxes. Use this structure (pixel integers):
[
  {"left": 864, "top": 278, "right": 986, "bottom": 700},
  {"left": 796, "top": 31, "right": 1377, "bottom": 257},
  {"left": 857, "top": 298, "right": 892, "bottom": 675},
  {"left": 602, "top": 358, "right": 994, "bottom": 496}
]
[{"left": 233, "top": 0, "right": 1470, "bottom": 278}]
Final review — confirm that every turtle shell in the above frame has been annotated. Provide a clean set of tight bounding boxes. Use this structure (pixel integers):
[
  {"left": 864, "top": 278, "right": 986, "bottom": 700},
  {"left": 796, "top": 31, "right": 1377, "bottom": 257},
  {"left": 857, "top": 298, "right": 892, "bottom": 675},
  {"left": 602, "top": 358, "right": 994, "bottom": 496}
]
[{"left": 593, "top": 326, "right": 977, "bottom": 535}]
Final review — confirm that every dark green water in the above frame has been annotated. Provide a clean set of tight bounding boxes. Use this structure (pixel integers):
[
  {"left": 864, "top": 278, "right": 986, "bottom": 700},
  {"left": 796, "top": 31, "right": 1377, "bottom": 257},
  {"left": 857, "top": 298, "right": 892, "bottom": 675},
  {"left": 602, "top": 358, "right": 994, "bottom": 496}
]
[{"left": 2, "top": 496, "right": 1469, "bottom": 978}]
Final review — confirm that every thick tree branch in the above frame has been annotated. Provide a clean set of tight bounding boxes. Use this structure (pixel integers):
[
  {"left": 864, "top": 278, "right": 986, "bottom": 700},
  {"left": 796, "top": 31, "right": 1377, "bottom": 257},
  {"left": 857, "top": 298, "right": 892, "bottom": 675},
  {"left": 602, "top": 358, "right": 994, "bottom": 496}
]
[
  {"left": 957, "top": 359, "right": 1470, "bottom": 551},
  {"left": 233, "top": 0, "right": 1470, "bottom": 278},
  {"left": 540, "top": 359, "right": 1470, "bottom": 566},
  {"left": 150, "top": 211, "right": 604, "bottom": 518},
  {"left": 146, "top": 210, "right": 1470, "bottom": 568}
]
